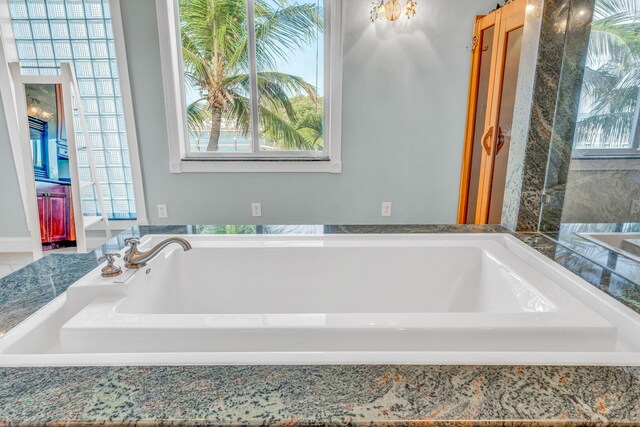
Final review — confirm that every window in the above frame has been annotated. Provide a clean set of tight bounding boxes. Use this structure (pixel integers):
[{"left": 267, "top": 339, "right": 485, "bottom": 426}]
[
  {"left": 157, "top": 0, "right": 342, "bottom": 173},
  {"left": 571, "top": 0, "right": 640, "bottom": 158},
  {"left": 5, "top": 0, "right": 145, "bottom": 220}
]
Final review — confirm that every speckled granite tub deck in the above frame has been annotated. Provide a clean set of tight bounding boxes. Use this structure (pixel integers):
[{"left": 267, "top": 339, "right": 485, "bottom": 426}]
[{"left": 1, "top": 224, "right": 640, "bottom": 427}]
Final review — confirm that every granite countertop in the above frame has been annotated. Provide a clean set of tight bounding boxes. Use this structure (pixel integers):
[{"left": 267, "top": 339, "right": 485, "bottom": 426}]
[{"left": 1, "top": 224, "right": 640, "bottom": 427}]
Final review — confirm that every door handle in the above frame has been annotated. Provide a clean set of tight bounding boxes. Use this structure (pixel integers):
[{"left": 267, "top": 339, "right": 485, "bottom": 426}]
[
  {"left": 481, "top": 126, "right": 494, "bottom": 154},
  {"left": 496, "top": 126, "right": 506, "bottom": 154}
]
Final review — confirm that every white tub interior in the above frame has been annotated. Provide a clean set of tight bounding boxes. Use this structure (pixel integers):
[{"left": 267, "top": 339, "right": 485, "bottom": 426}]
[{"left": 116, "top": 245, "right": 555, "bottom": 314}]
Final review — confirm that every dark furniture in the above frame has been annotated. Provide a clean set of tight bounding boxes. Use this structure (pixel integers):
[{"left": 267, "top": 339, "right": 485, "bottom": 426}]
[{"left": 36, "top": 184, "right": 76, "bottom": 244}]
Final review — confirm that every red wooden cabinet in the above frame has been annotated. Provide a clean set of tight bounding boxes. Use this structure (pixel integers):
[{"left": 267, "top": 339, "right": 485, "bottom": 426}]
[
  {"left": 37, "top": 184, "right": 75, "bottom": 243},
  {"left": 37, "top": 195, "right": 47, "bottom": 241},
  {"left": 46, "top": 189, "right": 68, "bottom": 242}
]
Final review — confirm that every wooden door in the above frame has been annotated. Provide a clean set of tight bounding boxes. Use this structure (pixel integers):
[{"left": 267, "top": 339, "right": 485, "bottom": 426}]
[
  {"left": 38, "top": 185, "right": 73, "bottom": 244},
  {"left": 458, "top": 13, "right": 497, "bottom": 224},
  {"left": 46, "top": 188, "right": 69, "bottom": 242},
  {"left": 68, "top": 187, "right": 76, "bottom": 242},
  {"left": 37, "top": 195, "right": 47, "bottom": 243},
  {"left": 458, "top": 0, "right": 526, "bottom": 224}
]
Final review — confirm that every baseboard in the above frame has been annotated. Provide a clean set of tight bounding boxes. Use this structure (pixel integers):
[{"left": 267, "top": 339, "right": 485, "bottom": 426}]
[{"left": 0, "top": 237, "right": 33, "bottom": 253}]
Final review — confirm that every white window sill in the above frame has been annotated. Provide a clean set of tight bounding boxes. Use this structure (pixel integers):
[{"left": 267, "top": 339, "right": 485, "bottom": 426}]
[{"left": 169, "top": 159, "right": 342, "bottom": 173}]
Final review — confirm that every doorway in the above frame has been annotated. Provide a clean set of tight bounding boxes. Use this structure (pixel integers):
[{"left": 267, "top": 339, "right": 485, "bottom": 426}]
[
  {"left": 458, "top": 0, "right": 526, "bottom": 224},
  {"left": 24, "top": 82, "right": 77, "bottom": 253},
  {"left": 10, "top": 63, "right": 112, "bottom": 259}
]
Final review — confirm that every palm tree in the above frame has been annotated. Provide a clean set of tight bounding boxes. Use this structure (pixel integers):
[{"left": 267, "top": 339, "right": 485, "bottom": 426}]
[
  {"left": 574, "top": 0, "right": 640, "bottom": 149},
  {"left": 180, "top": 0, "right": 322, "bottom": 151},
  {"left": 262, "top": 95, "right": 324, "bottom": 149},
  {"left": 196, "top": 225, "right": 257, "bottom": 234}
]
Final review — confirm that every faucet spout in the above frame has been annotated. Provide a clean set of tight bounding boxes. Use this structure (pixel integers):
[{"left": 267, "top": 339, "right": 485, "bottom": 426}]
[{"left": 123, "top": 236, "right": 192, "bottom": 269}]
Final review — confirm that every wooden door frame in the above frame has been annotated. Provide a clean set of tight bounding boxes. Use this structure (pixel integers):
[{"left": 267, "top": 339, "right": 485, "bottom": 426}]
[
  {"left": 475, "top": 1, "right": 526, "bottom": 223},
  {"left": 458, "top": 0, "right": 526, "bottom": 224},
  {"left": 457, "top": 13, "right": 496, "bottom": 224}
]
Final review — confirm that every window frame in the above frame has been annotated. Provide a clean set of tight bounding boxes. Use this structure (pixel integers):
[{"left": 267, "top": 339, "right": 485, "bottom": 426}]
[
  {"left": 155, "top": 0, "right": 343, "bottom": 173},
  {"left": 570, "top": 24, "right": 640, "bottom": 161},
  {"left": 572, "top": 147, "right": 640, "bottom": 159},
  {"left": 572, "top": 114, "right": 640, "bottom": 159}
]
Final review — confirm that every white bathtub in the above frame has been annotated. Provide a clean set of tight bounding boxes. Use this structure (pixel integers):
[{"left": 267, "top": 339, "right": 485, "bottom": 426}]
[{"left": 1, "top": 233, "right": 640, "bottom": 366}]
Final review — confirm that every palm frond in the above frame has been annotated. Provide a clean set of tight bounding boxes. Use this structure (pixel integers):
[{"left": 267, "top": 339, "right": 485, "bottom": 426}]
[
  {"left": 197, "top": 225, "right": 257, "bottom": 234},
  {"left": 296, "top": 114, "right": 323, "bottom": 146},
  {"left": 185, "top": 98, "right": 210, "bottom": 133},
  {"left": 180, "top": 0, "right": 249, "bottom": 75},
  {"left": 253, "top": 1, "right": 323, "bottom": 70},
  {"left": 585, "top": 29, "right": 632, "bottom": 70},
  {"left": 616, "top": 66, "right": 640, "bottom": 89},
  {"left": 593, "top": 0, "right": 640, "bottom": 23},
  {"left": 224, "top": 95, "right": 252, "bottom": 135},
  {"left": 224, "top": 71, "right": 318, "bottom": 120},
  {"left": 258, "top": 106, "right": 313, "bottom": 150},
  {"left": 258, "top": 72, "right": 318, "bottom": 100},
  {"left": 573, "top": 0, "right": 640, "bottom": 150},
  {"left": 576, "top": 112, "right": 635, "bottom": 147}
]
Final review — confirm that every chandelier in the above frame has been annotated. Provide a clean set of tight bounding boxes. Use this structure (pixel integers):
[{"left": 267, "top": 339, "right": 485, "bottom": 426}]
[{"left": 370, "top": 0, "right": 417, "bottom": 22}]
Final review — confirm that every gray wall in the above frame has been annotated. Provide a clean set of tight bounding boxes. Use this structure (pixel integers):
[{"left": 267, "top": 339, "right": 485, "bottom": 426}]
[
  {"left": 0, "top": 0, "right": 495, "bottom": 236},
  {"left": 0, "top": 94, "right": 29, "bottom": 238},
  {"left": 559, "top": 159, "right": 640, "bottom": 224},
  {"left": 121, "top": 0, "right": 494, "bottom": 225}
]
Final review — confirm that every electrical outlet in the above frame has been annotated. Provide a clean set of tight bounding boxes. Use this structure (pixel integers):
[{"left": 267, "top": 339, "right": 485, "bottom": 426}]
[
  {"left": 251, "top": 202, "right": 262, "bottom": 217},
  {"left": 157, "top": 204, "right": 168, "bottom": 219},
  {"left": 631, "top": 199, "right": 640, "bottom": 215},
  {"left": 381, "top": 202, "right": 392, "bottom": 217}
]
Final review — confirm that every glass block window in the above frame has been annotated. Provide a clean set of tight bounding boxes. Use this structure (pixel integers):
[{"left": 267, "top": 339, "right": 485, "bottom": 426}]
[{"left": 8, "top": 0, "right": 136, "bottom": 220}]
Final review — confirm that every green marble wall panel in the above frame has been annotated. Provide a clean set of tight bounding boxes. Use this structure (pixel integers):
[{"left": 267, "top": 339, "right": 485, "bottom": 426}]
[
  {"left": 539, "top": 0, "right": 596, "bottom": 232},
  {"left": 501, "top": 0, "right": 573, "bottom": 231}
]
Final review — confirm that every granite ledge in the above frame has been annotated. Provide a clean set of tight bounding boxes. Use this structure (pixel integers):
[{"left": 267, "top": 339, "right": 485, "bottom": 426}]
[{"left": 2, "top": 365, "right": 640, "bottom": 427}]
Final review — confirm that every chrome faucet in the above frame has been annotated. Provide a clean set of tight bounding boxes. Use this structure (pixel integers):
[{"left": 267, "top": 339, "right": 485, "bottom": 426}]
[{"left": 123, "top": 236, "right": 192, "bottom": 269}]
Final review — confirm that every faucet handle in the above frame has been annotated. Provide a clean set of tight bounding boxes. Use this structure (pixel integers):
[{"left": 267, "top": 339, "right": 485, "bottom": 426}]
[
  {"left": 98, "top": 252, "right": 122, "bottom": 278},
  {"left": 98, "top": 252, "right": 121, "bottom": 263},
  {"left": 124, "top": 237, "right": 140, "bottom": 247}
]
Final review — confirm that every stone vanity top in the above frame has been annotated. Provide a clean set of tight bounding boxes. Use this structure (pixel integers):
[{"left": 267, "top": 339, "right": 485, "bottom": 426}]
[{"left": 1, "top": 224, "right": 640, "bottom": 427}]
